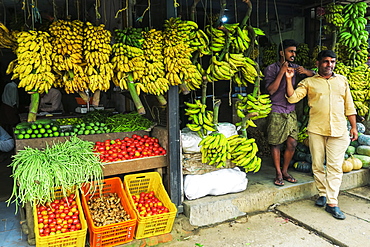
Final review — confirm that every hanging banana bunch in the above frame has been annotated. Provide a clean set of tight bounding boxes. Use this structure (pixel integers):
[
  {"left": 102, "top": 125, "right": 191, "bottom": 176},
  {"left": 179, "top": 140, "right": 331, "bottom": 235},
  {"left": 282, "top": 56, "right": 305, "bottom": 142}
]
[
  {"left": 163, "top": 17, "right": 203, "bottom": 91},
  {"left": 114, "top": 27, "right": 145, "bottom": 48},
  {"left": 261, "top": 43, "right": 277, "bottom": 72},
  {"left": 198, "top": 133, "right": 230, "bottom": 168},
  {"left": 188, "top": 24, "right": 211, "bottom": 56},
  {"left": 204, "top": 24, "right": 235, "bottom": 82},
  {"left": 111, "top": 27, "right": 146, "bottom": 91},
  {"left": 234, "top": 93, "right": 272, "bottom": 130},
  {"left": 295, "top": 43, "right": 310, "bottom": 68},
  {"left": 185, "top": 99, "right": 216, "bottom": 138},
  {"left": 337, "top": 2, "right": 368, "bottom": 67},
  {"left": 49, "top": 20, "right": 88, "bottom": 94},
  {"left": 0, "top": 22, "right": 16, "bottom": 50},
  {"left": 83, "top": 22, "right": 113, "bottom": 92},
  {"left": 325, "top": 3, "right": 345, "bottom": 28},
  {"left": 227, "top": 135, "right": 261, "bottom": 173},
  {"left": 336, "top": 63, "right": 370, "bottom": 117},
  {"left": 139, "top": 29, "right": 170, "bottom": 96},
  {"left": 7, "top": 30, "right": 55, "bottom": 94}
]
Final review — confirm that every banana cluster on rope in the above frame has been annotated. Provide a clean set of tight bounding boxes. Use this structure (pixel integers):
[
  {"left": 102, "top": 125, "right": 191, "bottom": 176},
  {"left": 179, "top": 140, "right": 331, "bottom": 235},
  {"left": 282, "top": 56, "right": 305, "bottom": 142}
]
[
  {"left": 83, "top": 22, "right": 113, "bottom": 92},
  {"left": 228, "top": 135, "right": 261, "bottom": 173},
  {"left": 325, "top": 3, "right": 344, "bottom": 27},
  {"left": 111, "top": 42, "right": 145, "bottom": 90},
  {"left": 139, "top": 29, "right": 169, "bottom": 95},
  {"left": 311, "top": 45, "right": 328, "bottom": 68},
  {"left": 205, "top": 25, "right": 229, "bottom": 53},
  {"left": 114, "top": 27, "right": 145, "bottom": 48},
  {"left": 261, "top": 43, "right": 277, "bottom": 71},
  {"left": 187, "top": 22, "right": 211, "bottom": 56},
  {"left": 185, "top": 100, "right": 216, "bottom": 137},
  {"left": 347, "top": 69, "right": 369, "bottom": 91},
  {"left": 199, "top": 133, "right": 230, "bottom": 168},
  {"left": 337, "top": 2, "right": 368, "bottom": 66},
  {"left": 354, "top": 101, "right": 369, "bottom": 116},
  {"left": 163, "top": 17, "right": 203, "bottom": 91},
  {"left": 7, "top": 30, "right": 55, "bottom": 94},
  {"left": 206, "top": 55, "right": 237, "bottom": 81},
  {"left": 0, "top": 22, "right": 16, "bottom": 50},
  {"left": 235, "top": 93, "right": 272, "bottom": 125},
  {"left": 229, "top": 54, "right": 259, "bottom": 86},
  {"left": 49, "top": 20, "right": 87, "bottom": 94},
  {"left": 295, "top": 43, "right": 310, "bottom": 68},
  {"left": 335, "top": 62, "right": 370, "bottom": 117},
  {"left": 231, "top": 24, "right": 251, "bottom": 54}
]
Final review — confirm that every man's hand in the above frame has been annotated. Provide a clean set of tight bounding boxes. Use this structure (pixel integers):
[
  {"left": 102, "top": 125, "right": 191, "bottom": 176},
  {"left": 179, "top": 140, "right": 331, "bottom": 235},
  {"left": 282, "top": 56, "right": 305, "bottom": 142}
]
[
  {"left": 285, "top": 67, "right": 295, "bottom": 79},
  {"left": 296, "top": 66, "right": 315, "bottom": 76},
  {"left": 280, "top": 61, "right": 289, "bottom": 73},
  {"left": 350, "top": 128, "right": 358, "bottom": 141}
]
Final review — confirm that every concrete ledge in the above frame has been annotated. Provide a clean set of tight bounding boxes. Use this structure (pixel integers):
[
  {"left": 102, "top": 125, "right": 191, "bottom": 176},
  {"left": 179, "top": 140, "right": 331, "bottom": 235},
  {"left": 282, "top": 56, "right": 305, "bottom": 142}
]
[{"left": 183, "top": 159, "right": 370, "bottom": 227}]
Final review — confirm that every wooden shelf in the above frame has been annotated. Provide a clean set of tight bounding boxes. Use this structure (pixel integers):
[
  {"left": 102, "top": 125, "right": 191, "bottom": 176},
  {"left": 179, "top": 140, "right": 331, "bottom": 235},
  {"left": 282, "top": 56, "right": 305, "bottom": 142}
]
[{"left": 102, "top": 155, "right": 167, "bottom": 177}]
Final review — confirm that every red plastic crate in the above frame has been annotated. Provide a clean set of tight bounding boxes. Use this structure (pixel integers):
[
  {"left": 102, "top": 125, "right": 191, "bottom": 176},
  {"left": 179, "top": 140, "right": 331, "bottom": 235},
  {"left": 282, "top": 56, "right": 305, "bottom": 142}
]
[
  {"left": 80, "top": 177, "right": 137, "bottom": 247},
  {"left": 123, "top": 172, "right": 177, "bottom": 239}
]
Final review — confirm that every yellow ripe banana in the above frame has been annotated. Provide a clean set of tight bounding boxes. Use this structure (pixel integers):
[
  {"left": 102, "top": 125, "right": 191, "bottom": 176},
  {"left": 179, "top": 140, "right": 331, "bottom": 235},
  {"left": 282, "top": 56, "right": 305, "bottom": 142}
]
[
  {"left": 237, "top": 109, "right": 246, "bottom": 118},
  {"left": 253, "top": 157, "right": 262, "bottom": 173},
  {"left": 247, "top": 119, "right": 257, "bottom": 127},
  {"left": 198, "top": 112, "right": 204, "bottom": 125},
  {"left": 185, "top": 101, "right": 201, "bottom": 109},
  {"left": 203, "top": 124, "right": 217, "bottom": 132},
  {"left": 187, "top": 123, "right": 201, "bottom": 132}
]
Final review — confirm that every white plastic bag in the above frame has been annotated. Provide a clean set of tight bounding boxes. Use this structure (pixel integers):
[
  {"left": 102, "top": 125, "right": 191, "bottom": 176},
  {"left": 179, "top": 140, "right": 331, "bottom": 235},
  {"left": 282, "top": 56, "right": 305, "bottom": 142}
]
[
  {"left": 181, "top": 127, "right": 202, "bottom": 153},
  {"left": 181, "top": 123, "right": 238, "bottom": 154},
  {"left": 184, "top": 167, "right": 248, "bottom": 200},
  {"left": 217, "top": 122, "right": 238, "bottom": 138}
]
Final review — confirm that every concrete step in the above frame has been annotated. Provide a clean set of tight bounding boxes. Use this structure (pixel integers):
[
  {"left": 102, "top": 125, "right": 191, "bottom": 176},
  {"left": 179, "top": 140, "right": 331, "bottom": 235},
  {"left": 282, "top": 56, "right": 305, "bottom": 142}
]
[{"left": 182, "top": 157, "right": 370, "bottom": 226}]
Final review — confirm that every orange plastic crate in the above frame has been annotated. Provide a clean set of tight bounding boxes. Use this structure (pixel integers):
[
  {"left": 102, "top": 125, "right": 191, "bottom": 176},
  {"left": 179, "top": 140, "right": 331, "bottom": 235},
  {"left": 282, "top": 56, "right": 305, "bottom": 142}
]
[
  {"left": 80, "top": 177, "right": 137, "bottom": 247},
  {"left": 123, "top": 172, "right": 177, "bottom": 239},
  {"left": 33, "top": 188, "right": 87, "bottom": 247}
]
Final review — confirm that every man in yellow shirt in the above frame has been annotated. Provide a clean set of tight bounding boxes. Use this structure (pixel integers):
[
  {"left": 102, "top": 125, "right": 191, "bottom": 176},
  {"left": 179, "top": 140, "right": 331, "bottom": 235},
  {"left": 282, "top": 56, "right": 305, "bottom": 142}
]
[{"left": 285, "top": 50, "right": 358, "bottom": 220}]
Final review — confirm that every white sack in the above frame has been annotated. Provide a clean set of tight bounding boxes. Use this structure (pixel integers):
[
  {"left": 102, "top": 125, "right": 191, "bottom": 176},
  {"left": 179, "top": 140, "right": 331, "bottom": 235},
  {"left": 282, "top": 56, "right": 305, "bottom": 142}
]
[{"left": 184, "top": 167, "right": 248, "bottom": 200}]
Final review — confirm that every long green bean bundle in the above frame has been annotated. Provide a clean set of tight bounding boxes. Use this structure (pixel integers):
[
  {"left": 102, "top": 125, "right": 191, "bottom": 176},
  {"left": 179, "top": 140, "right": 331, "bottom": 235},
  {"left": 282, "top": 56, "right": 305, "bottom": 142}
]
[
  {"left": 7, "top": 136, "right": 103, "bottom": 210},
  {"left": 105, "top": 112, "right": 154, "bottom": 132}
]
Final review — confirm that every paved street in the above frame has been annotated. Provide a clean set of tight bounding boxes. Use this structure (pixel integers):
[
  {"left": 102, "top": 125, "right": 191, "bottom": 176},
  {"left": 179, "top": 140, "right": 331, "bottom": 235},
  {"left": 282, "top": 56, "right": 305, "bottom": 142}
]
[{"left": 143, "top": 185, "right": 370, "bottom": 247}]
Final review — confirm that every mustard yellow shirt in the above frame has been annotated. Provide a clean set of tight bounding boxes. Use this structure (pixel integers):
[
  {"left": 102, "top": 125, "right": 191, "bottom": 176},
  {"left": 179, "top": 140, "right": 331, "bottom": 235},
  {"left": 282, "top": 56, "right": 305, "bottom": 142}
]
[{"left": 287, "top": 73, "right": 356, "bottom": 137}]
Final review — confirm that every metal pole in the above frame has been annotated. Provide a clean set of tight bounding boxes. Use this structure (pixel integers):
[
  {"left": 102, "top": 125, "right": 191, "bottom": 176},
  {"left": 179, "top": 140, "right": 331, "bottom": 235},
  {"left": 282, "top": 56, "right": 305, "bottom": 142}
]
[{"left": 166, "top": 0, "right": 182, "bottom": 210}]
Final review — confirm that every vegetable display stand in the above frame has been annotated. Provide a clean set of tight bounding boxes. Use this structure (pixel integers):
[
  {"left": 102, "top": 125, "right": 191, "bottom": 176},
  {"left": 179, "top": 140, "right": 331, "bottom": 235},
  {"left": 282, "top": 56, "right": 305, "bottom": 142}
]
[
  {"left": 33, "top": 189, "right": 87, "bottom": 247},
  {"left": 123, "top": 172, "right": 177, "bottom": 239},
  {"left": 15, "top": 131, "right": 148, "bottom": 151},
  {"left": 81, "top": 177, "right": 137, "bottom": 247}
]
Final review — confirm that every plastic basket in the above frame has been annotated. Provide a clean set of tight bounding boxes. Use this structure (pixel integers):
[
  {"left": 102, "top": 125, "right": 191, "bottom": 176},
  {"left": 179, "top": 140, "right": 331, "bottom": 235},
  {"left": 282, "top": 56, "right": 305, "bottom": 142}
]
[
  {"left": 75, "top": 97, "right": 93, "bottom": 105},
  {"left": 123, "top": 172, "right": 177, "bottom": 239},
  {"left": 80, "top": 177, "right": 137, "bottom": 247},
  {"left": 33, "top": 188, "right": 87, "bottom": 247}
]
